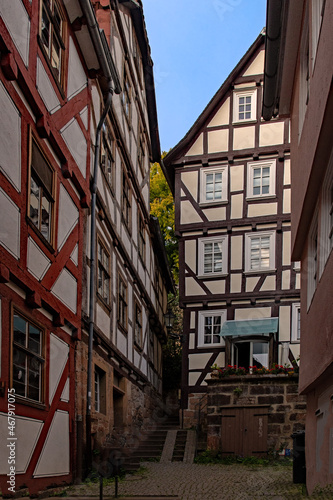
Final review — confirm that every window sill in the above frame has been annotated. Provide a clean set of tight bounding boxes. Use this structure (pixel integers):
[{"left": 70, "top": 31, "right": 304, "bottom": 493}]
[
  {"left": 197, "top": 273, "right": 228, "bottom": 280},
  {"left": 246, "top": 194, "right": 276, "bottom": 201},
  {"left": 117, "top": 321, "right": 128, "bottom": 335},
  {"left": 26, "top": 216, "right": 55, "bottom": 255},
  {"left": 199, "top": 200, "right": 228, "bottom": 208},
  {"left": 232, "top": 119, "right": 257, "bottom": 126},
  {"left": 244, "top": 269, "right": 276, "bottom": 275},
  {"left": 96, "top": 294, "right": 112, "bottom": 313},
  {"left": 14, "top": 395, "right": 47, "bottom": 411},
  {"left": 197, "top": 342, "right": 225, "bottom": 349}
]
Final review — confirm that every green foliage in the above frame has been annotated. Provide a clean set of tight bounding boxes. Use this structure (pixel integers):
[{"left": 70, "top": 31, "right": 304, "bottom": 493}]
[
  {"left": 194, "top": 450, "right": 293, "bottom": 467},
  {"left": 150, "top": 155, "right": 179, "bottom": 282},
  {"left": 162, "top": 291, "right": 183, "bottom": 393}
]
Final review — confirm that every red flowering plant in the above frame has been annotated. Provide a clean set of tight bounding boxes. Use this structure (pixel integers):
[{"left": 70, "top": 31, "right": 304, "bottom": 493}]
[
  {"left": 211, "top": 365, "right": 247, "bottom": 377},
  {"left": 211, "top": 362, "right": 298, "bottom": 378}
]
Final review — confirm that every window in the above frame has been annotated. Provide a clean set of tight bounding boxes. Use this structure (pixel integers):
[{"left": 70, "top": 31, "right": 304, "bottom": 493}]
[
  {"left": 118, "top": 274, "right": 128, "bottom": 330},
  {"left": 245, "top": 232, "right": 275, "bottom": 272},
  {"left": 12, "top": 312, "right": 44, "bottom": 402},
  {"left": 291, "top": 303, "right": 301, "bottom": 342},
  {"left": 200, "top": 166, "right": 228, "bottom": 204},
  {"left": 231, "top": 340, "right": 270, "bottom": 369},
  {"left": 198, "top": 236, "right": 228, "bottom": 277},
  {"left": 134, "top": 302, "right": 142, "bottom": 348},
  {"left": 122, "top": 68, "right": 131, "bottom": 122},
  {"left": 233, "top": 89, "right": 257, "bottom": 123},
  {"left": 94, "top": 366, "right": 106, "bottom": 414},
  {"left": 101, "top": 126, "right": 115, "bottom": 190},
  {"left": 122, "top": 169, "right": 131, "bottom": 229},
  {"left": 138, "top": 125, "right": 145, "bottom": 174},
  {"left": 138, "top": 214, "right": 146, "bottom": 263},
  {"left": 198, "top": 310, "right": 226, "bottom": 347},
  {"left": 308, "top": 212, "right": 318, "bottom": 308},
  {"left": 247, "top": 160, "right": 276, "bottom": 198},
  {"left": 311, "top": 0, "right": 325, "bottom": 69},
  {"left": 320, "top": 159, "right": 333, "bottom": 275},
  {"left": 299, "top": 12, "right": 309, "bottom": 137},
  {"left": 29, "top": 138, "right": 54, "bottom": 244},
  {"left": 40, "top": 0, "right": 65, "bottom": 82},
  {"left": 97, "top": 240, "right": 110, "bottom": 305}
]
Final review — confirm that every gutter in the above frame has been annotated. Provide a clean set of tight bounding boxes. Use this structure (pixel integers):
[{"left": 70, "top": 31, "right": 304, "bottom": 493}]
[
  {"left": 262, "top": 0, "right": 288, "bottom": 121},
  {"left": 78, "top": 0, "right": 121, "bottom": 473}
]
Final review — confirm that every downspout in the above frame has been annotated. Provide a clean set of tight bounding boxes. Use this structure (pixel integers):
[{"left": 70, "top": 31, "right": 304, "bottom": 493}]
[
  {"left": 78, "top": 0, "right": 121, "bottom": 474},
  {"left": 86, "top": 80, "right": 113, "bottom": 472}
]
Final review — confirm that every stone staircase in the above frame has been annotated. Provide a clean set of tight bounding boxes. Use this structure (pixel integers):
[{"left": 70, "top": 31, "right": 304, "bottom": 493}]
[{"left": 117, "top": 414, "right": 196, "bottom": 473}]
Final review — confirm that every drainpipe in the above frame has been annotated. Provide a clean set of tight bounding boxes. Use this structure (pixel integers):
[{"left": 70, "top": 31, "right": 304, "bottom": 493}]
[
  {"left": 86, "top": 80, "right": 113, "bottom": 472},
  {"left": 78, "top": 0, "right": 121, "bottom": 474}
]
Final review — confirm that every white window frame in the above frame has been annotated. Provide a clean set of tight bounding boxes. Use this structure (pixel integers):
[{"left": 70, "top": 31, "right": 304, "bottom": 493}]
[
  {"left": 299, "top": 11, "right": 309, "bottom": 139},
  {"left": 198, "top": 310, "right": 226, "bottom": 348},
  {"left": 291, "top": 303, "right": 301, "bottom": 342},
  {"left": 320, "top": 153, "right": 333, "bottom": 277},
  {"left": 245, "top": 231, "right": 276, "bottom": 273},
  {"left": 307, "top": 207, "right": 319, "bottom": 310},
  {"left": 247, "top": 159, "right": 276, "bottom": 199},
  {"left": 233, "top": 88, "right": 257, "bottom": 123},
  {"left": 311, "top": 0, "right": 325, "bottom": 70},
  {"left": 200, "top": 166, "right": 228, "bottom": 205},
  {"left": 198, "top": 235, "right": 228, "bottom": 278}
]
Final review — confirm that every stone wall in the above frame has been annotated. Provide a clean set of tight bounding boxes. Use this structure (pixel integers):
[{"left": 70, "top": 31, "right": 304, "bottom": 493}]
[{"left": 206, "top": 374, "right": 306, "bottom": 453}]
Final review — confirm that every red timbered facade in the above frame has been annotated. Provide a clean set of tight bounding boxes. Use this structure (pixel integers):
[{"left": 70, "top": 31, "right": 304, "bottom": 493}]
[
  {"left": 0, "top": 0, "right": 119, "bottom": 493},
  {"left": 164, "top": 33, "right": 301, "bottom": 429}
]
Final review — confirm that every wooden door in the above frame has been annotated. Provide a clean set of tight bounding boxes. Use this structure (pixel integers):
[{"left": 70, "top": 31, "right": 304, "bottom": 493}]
[{"left": 221, "top": 406, "right": 268, "bottom": 457}]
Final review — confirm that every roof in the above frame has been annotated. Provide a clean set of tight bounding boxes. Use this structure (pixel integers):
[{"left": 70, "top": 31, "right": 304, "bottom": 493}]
[{"left": 163, "top": 31, "right": 266, "bottom": 193}]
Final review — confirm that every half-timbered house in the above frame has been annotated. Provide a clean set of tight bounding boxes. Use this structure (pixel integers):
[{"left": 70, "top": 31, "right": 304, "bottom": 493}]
[
  {"left": 0, "top": 0, "right": 172, "bottom": 494},
  {"left": 76, "top": 0, "right": 174, "bottom": 474},
  {"left": 163, "top": 32, "right": 301, "bottom": 429}
]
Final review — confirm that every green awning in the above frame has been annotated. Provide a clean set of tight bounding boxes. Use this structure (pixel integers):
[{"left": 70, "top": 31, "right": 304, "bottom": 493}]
[{"left": 220, "top": 318, "right": 278, "bottom": 337}]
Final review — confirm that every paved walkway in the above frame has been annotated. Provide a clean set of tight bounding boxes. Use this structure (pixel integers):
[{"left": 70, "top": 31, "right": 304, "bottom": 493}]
[{"left": 58, "top": 461, "right": 333, "bottom": 500}]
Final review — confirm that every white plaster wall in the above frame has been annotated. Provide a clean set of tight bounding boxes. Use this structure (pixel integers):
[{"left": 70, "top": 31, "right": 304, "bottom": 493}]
[
  {"left": 296, "top": 273, "right": 301, "bottom": 289},
  {"left": 181, "top": 171, "right": 198, "bottom": 200},
  {"left": 80, "top": 106, "right": 89, "bottom": 130},
  {"left": 202, "top": 206, "right": 226, "bottom": 221},
  {"left": 248, "top": 202, "right": 277, "bottom": 217},
  {"left": 282, "top": 231, "right": 291, "bottom": 266},
  {"left": 230, "top": 235, "right": 243, "bottom": 269},
  {"left": 67, "top": 37, "right": 87, "bottom": 100},
  {"left": 207, "top": 129, "right": 229, "bottom": 153},
  {"left": 96, "top": 302, "right": 111, "bottom": 339},
  {"left": 260, "top": 275, "right": 276, "bottom": 291},
  {"left": 34, "top": 411, "right": 70, "bottom": 477},
  {"left": 189, "top": 353, "right": 212, "bottom": 370},
  {"left": 230, "top": 164, "right": 244, "bottom": 192},
  {"left": 61, "top": 378, "right": 70, "bottom": 402},
  {"left": 203, "top": 280, "right": 226, "bottom": 294},
  {"left": 70, "top": 244, "right": 79, "bottom": 265},
  {"left": 259, "top": 122, "right": 284, "bottom": 147},
  {"left": 27, "top": 237, "right": 51, "bottom": 280},
  {"left": 0, "top": 0, "right": 30, "bottom": 65},
  {"left": 117, "top": 329, "right": 127, "bottom": 358},
  {"left": 284, "top": 159, "right": 291, "bottom": 185},
  {"left": 235, "top": 307, "right": 271, "bottom": 320},
  {"left": 186, "top": 134, "right": 203, "bottom": 156},
  {"left": 230, "top": 193, "right": 243, "bottom": 219},
  {"left": 51, "top": 268, "right": 77, "bottom": 313},
  {"left": 61, "top": 118, "right": 87, "bottom": 177},
  {"left": 0, "top": 413, "right": 43, "bottom": 474},
  {"left": 208, "top": 98, "right": 230, "bottom": 127},
  {"left": 0, "top": 188, "right": 20, "bottom": 259},
  {"left": 181, "top": 200, "right": 203, "bottom": 224},
  {"left": 57, "top": 185, "right": 79, "bottom": 251},
  {"left": 243, "top": 50, "right": 264, "bottom": 76},
  {"left": 246, "top": 276, "right": 260, "bottom": 292},
  {"left": 185, "top": 277, "right": 205, "bottom": 296},
  {"left": 185, "top": 240, "right": 197, "bottom": 273},
  {"left": 282, "top": 270, "right": 291, "bottom": 289},
  {"left": 283, "top": 188, "right": 291, "bottom": 213},
  {"left": 49, "top": 333, "right": 69, "bottom": 403},
  {"left": 0, "top": 82, "right": 21, "bottom": 191},
  {"left": 233, "top": 126, "right": 255, "bottom": 150},
  {"left": 190, "top": 311, "right": 196, "bottom": 329},
  {"left": 36, "top": 57, "right": 61, "bottom": 113},
  {"left": 279, "top": 305, "right": 291, "bottom": 342},
  {"left": 230, "top": 273, "right": 242, "bottom": 293},
  {"left": 188, "top": 372, "right": 200, "bottom": 386}
]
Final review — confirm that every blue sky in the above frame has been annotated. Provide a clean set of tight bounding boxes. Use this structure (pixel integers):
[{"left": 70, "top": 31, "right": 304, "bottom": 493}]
[{"left": 143, "top": 0, "right": 267, "bottom": 153}]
